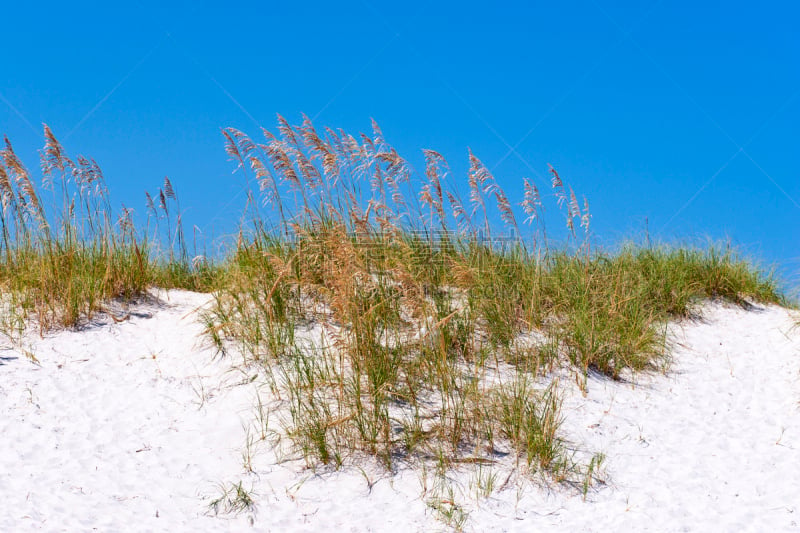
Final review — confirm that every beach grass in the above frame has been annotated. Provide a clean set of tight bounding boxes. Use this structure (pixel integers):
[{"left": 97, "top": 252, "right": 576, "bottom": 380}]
[
  {"left": 0, "top": 129, "right": 214, "bottom": 335},
  {"left": 0, "top": 119, "right": 785, "bottom": 513},
  {"left": 200, "top": 116, "right": 783, "bottom": 485}
]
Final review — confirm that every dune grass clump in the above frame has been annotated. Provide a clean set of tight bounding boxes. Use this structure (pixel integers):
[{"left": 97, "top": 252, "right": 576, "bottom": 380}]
[
  {"left": 204, "top": 115, "right": 783, "bottom": 484},
  {"left": 204, "top": 116, "right": 584, "bottom": 479},
  {"left": 540, "top": 244, "right": 782, "bottom": 377},
  {"left": 0, "top": 127, "right": 209, "bottom": 335}
]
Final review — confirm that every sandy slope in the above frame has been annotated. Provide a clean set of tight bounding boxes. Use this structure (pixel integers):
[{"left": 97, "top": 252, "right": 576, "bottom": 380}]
[{"left": 1, "top": 291, "right": 798, "bottom": 532}]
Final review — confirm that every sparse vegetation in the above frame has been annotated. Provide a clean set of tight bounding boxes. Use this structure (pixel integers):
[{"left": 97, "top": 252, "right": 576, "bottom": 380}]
[{"left": 208, "top": 481, "right": 256, "bottom": 515}]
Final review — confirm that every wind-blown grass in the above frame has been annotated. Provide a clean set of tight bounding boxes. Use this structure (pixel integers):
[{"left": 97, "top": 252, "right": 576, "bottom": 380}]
[
  {"left": 0, "top": 118, "right": 784, "bottom": 518},
  {"left": 202, "top": 115, "right": 783, "bottom": 486},
  {"left": 0, "top": 128, "right": 210, "bottom": 335}
]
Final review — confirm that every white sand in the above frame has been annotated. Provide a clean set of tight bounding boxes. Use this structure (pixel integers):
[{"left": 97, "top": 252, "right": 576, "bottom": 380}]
[{"left": 1, "top": 291, "right": 799, "bottom": 531}]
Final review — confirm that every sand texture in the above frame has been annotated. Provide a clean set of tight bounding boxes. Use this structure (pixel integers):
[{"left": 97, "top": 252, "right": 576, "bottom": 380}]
[{"left": 2, "top": 291, "right": 798, "bottom": 532}]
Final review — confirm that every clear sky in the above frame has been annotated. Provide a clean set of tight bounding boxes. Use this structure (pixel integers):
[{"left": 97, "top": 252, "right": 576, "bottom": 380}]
[{"left": 2, "top": 1, "right": 798, "bottom": 283}]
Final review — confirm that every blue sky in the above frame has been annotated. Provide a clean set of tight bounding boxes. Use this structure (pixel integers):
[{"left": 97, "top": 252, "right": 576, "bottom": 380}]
[{"left": 1, "top": 1, "right": 798, "bottom": 282}]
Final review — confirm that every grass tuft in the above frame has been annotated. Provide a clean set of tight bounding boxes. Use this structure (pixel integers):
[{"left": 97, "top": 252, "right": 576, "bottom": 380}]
[
  {"left": 203, "top": 115, "right": 784, "bottom": 499},
  {"left": 0, "top": 126, "right": 214, "bottom": 334}
]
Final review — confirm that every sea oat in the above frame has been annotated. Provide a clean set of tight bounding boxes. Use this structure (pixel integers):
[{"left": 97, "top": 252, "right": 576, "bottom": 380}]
[
  {"left": 422, "top": 149, "right": 447, "bottom": 225},
  {"left": 229, "top": 128, "right": 258, "bottom": 160},
  {"left": 2, "top": 137, "right": 45, "bottom": 225},
  {"left": 371, "top": 118, "right": 385, "bottom": 148},
  {"left": 267, "top": 140, "right": 302, "bottom": 191},
  {"left": 580, "top": 197, "right": 591, "bottom": 233},
  {"left": 277, "top": 113, "right": 300, "bottom": 146},
  {"left": 164, "top": 177, "right": 176, "bottom": 201},
  {"left": 493, "top": 183, "right": 519, "bottom": 234},
  {"left": 549, "top": 164, "right": 566, "bottom": 209},
  {"left": 446, "top": 191, "right": 472, "bottom": 235},
  {"left": 222, "top": 128, "right": 244, "bottom": 171},
  {"left": 521, "top": 178, "right": 541, "bottom": 225},
  {"left": 41, "top": 124, "right": 66, "bottom": 188},
  {"left": 145, "top": 191, "right": 156, "bottom": 217}
]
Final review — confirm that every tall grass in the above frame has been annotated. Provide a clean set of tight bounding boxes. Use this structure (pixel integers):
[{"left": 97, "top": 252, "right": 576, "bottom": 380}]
[
  {"left": 0, "top": 118, "right": 783, "bottom": 509},
  {"left": 204, "top": 115, "right": 783, "bottom": 485},
  {"left": 0, "top": 127, "right": 208, "bottom": 335}
]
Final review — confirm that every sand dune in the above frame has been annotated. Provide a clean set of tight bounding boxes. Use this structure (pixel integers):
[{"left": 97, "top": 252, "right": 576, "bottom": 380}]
[{"left": 1, "top": 290, "right": 798, "bottom": 532}]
